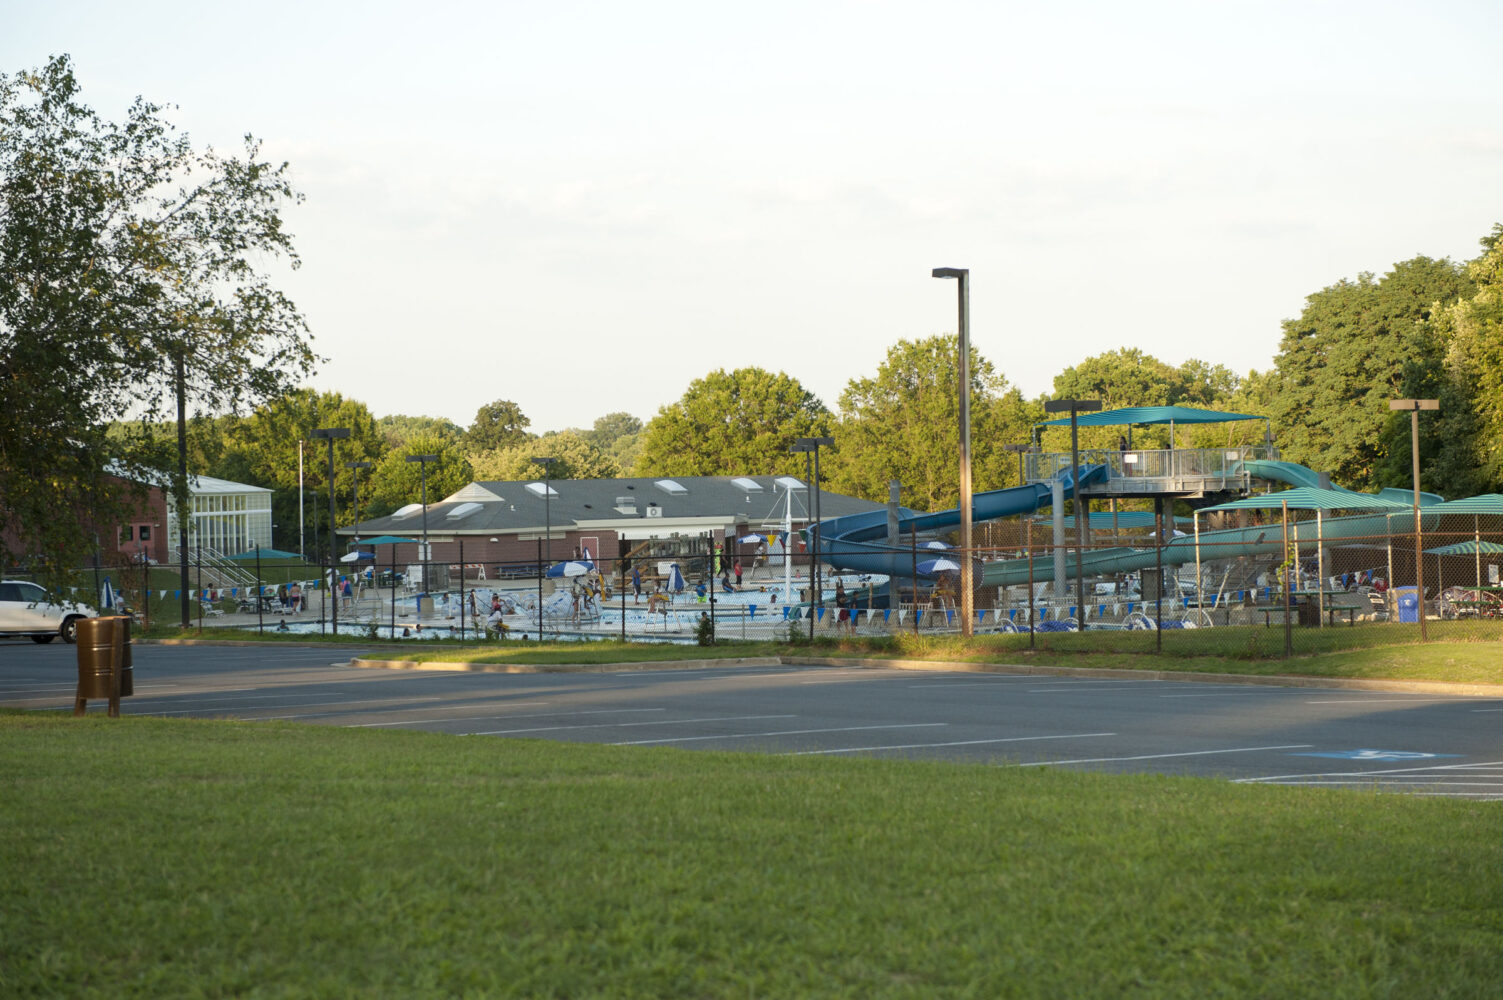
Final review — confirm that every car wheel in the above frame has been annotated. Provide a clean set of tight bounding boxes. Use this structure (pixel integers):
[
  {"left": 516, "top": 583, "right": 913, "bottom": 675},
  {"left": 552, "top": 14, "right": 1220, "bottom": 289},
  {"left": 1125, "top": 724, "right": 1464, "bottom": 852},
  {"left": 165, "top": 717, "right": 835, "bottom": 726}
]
[
  {"left": 61, "top": 616, "right": 80, "bottom": 644},
  {"left": 32, "top": 635, "right": 55, "bottom": 644}
]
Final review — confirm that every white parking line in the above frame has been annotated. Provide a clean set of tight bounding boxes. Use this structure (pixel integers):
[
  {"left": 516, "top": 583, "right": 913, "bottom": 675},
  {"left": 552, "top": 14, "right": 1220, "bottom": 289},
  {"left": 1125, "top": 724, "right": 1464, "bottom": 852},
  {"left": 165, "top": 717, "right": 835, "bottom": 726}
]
[
  {"left": 1237, "top": 759, "right": 1503, "bottom": 784},
  {"left": 348, "top": 706, "right": 668, "bottom": 728},
  {"left": 614, "top": 723, "right": 949, "bottom": 746},
  {"left": 1303, "top": 698, "right": 1463, "bottom": 704},
  {"left": 1020, "top": 744, "right": 1314, "bottom": 767},
  {"left": 468, "top": 714, "right": 797, "bottom": 736},
  {"left": 788, "top": 732, "right": 1116, "bottom": 756}
]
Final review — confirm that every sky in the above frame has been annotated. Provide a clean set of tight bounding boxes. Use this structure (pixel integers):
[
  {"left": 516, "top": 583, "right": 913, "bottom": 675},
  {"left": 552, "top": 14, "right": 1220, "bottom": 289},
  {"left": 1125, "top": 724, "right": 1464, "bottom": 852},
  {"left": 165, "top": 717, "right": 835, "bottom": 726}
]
[{"left": 8, "top": 1, "right": 1502, "bottom": 434}]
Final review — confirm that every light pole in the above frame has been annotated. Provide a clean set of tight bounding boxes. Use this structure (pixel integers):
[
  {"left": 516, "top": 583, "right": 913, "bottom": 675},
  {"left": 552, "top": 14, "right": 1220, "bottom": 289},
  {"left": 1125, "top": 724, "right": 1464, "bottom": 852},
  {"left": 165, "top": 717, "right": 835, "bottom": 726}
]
[
  {"left": 932, "top": 267, "right": 975, "bottom": 637},
  {"left": 1044, "top": 398, "right": 1102, "bottom": 625},
  {"left": 1002, "top": 443, "right": 1030, "bottom": 487},
  {"left": 1389, "top": 399, "right": 1438, "bottom": 640},
  {"left": 531, "top": 456, "right": 554, "bottom": 635},
  {"left": 312, "top": 428, "right": 350, "bottom": 635},
  {"left": 346, "top": 460, "right": 373, "bottom": 549},
  {"left": 792, "top": 436, "right": 834, "bottom": 638},
  {"left": 406, "top": 453, "right": 440, "bottom": 598}
]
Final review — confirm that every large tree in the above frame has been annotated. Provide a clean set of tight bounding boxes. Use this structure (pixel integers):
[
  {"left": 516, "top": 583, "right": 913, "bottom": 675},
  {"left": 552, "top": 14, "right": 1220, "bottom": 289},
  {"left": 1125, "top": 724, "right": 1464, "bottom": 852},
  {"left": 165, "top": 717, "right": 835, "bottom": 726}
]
[
  {"left": 1268, "top": 256, "right": 1471, "bottom": 491},
  {"left": 1045, "top": 349, "right": 1243, "bottom": 451},
  {"left": 0, "top": 55, "right": 315, "bottom": 581},
  {"left": 636, "top": 368, "right": 832, "bottom": 477},
  {"left": 470, "top": 431, "right": 621, "bottom": 482},
  {"left": 366, "top": 435, "right": 474, "bottom": 518},
  {"left": 465, "top": 399, "right": 532, "bottom": 453},
  {"left": 828, "top": 336, "right": 1037, "bottom": 511}
]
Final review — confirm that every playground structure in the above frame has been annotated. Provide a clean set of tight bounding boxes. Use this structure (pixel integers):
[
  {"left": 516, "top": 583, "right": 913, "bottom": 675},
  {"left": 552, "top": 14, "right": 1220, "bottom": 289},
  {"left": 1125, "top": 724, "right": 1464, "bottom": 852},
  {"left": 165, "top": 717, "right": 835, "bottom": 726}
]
[{"left": 811, "top": 406, "right": 1493, "bottom": 632}]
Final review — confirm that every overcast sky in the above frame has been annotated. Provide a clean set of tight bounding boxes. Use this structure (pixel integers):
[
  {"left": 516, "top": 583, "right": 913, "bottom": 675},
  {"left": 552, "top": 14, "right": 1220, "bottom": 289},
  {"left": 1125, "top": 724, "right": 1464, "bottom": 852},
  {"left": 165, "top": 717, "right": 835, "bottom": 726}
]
[{"left": 9, "top": 1, "right": 1501, "bottom": 433}]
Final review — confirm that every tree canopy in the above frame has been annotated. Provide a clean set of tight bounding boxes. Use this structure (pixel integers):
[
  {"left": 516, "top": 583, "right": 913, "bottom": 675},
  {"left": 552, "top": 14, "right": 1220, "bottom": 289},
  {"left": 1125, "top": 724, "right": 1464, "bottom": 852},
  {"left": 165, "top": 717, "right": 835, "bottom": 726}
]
[
  {"left": 1, "top": 55, "right": 315, "bottom": 579},
  {"left": 828, "top": 336, "right": 1037, "bottom": 511},
  {"left": 470, "top": 431, "right": 621, "bottom": 482},
  {"left": 636, "top": 368, "right": 832, "bottom": 477},
  {"left": 465, "top": 399, "right": 532, "bottom": 453}
]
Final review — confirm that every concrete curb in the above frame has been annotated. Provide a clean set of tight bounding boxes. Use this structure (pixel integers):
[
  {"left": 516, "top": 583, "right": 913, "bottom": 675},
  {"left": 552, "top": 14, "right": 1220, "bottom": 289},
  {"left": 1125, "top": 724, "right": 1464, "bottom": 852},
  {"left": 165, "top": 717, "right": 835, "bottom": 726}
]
[
  {"left": 342, "top": 652, "right": 1503, "bottom": 696},
  {"left": 347, "top": 655, "right": 785, "bottom": 674}
]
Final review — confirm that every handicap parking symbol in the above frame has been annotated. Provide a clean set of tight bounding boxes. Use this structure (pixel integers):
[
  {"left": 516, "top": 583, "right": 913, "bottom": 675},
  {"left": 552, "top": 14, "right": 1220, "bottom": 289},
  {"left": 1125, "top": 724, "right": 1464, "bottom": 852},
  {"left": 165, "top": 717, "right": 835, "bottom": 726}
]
[{"left": 1292, "top": 749, "right": 1461, "bottom": 761}]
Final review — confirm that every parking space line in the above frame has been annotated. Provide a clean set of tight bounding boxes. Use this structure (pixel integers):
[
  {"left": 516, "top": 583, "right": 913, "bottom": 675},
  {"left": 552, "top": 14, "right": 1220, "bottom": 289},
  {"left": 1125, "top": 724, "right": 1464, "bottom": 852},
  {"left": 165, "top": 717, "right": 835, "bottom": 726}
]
[
  {"left": 614, "top": 723, "right": 949, "bottom": 746},
  {"left": 349, "top": 706, "right": 670, "bottom": 728},
  {"left": 789, "top": 731, "right": 1115, "bottom": 756},
  {"left": 1021, "top": 744, "right": 1313, "bottom": 767},
  {"left": 1237, "top": 759, "right": 1503, "bottom": 784},
  {"left": 469, "top": 714, "right": 797, "bottom": 736}
]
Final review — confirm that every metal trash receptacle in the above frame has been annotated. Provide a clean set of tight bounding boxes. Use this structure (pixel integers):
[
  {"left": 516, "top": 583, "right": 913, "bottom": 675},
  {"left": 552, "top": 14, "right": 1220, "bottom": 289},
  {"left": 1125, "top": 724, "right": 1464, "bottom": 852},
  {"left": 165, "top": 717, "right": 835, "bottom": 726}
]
[
  {"left": 75, "top": 616, "right": 133, "bottom": 700},
  {"left": 1296, "top": 598, "right": 1321, "bottom": 627},
  {"left": 1394, "top": 587, "right": 1419, "bottom": 624}
]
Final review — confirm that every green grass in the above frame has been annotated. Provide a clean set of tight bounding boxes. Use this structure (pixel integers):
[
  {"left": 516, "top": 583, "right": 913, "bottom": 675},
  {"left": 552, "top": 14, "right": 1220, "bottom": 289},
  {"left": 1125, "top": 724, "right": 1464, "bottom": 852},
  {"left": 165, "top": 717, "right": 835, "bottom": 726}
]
[{"left": 2, "top": 711, "right": 1500, "bottom": 997}]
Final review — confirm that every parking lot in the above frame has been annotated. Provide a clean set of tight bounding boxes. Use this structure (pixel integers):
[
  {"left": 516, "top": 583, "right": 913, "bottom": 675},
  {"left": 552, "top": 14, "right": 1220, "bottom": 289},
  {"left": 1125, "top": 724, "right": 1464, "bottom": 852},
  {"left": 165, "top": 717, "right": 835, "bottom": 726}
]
[{"left": 5, "top": 640, "right": 1502, "bottom": 798}]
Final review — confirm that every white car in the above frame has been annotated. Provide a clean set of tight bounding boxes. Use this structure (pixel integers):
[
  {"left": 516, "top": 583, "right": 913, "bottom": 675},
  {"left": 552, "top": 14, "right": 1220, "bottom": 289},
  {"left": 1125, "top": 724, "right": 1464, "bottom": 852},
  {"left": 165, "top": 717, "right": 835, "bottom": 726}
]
[{"left": 0, "top": 580, "right": 98, "bottom": 644}]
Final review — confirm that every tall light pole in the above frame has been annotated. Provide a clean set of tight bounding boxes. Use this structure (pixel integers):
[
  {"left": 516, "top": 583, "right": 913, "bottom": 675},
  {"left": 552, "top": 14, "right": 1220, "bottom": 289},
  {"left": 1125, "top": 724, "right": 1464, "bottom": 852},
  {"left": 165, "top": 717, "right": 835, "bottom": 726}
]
[
  {"left": 531, "top": 456, "right": 555, "bottom": 635},
  {"left": 1044, "top": 399, "right": 1102, "bottom": 625},
  {"left": 793, "top": 436, "right": 834, "bottom": 639},
  {"left": 346, "top": 460, "right": 372, "bottom": 549},
  {"left": 1389, "top": 399, "right": 1438, "bottom": 640},
  {"left": 347, "top": 459, "right": 373, "bottom": 619},
  {"left": 932, "top": 267, "right": 975, "bottom": 637},
  {"left": 312, "top": 428, "right": 350, "bottom": 635},
  {"left": 406, "top": 453, "right": 440, "bottom": 597}
]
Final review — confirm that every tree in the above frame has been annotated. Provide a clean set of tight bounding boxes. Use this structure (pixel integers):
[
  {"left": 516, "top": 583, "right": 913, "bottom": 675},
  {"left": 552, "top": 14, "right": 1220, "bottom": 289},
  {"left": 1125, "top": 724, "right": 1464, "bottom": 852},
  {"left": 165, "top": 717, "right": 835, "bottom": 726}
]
[
  {"left": 1267, "top": 256, "right": 1471, "bottom": 491},
  {"left": 366, "top": 435, "right": 474, "bottom": 516},
  {"left": 217, "top": 390, "right": 385, "bottom": 551},
  {"left": 827, "top": 336, "right": 1037, "bottom": 511},
  {"left": 465, "top": 399, "right": 532, "bottom": 452},
  {"left": 1044, "top": 349, "right": 1244, "bottom": 451},
  {"left": 377, "top": 414, "right": 463, "bottom": 450},
  {"left": 637, "top": 368, "right": 832, "bottom": 477},
  {"left": 1417, "top": 224, "right": 1503, "bottom": 495},
  {"left": 470, "top": 431, "right": 621, "bottom": 481},
  {"left": 0, "top": 56, "right": 315, "bottom": 581}
]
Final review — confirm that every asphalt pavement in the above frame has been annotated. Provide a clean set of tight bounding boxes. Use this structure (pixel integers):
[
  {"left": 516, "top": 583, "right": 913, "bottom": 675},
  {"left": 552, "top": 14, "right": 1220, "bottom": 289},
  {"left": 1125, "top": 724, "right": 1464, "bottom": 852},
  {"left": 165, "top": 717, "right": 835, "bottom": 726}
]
[{"left": 4, "top": 639, "right": 1502, "bottom": 799}]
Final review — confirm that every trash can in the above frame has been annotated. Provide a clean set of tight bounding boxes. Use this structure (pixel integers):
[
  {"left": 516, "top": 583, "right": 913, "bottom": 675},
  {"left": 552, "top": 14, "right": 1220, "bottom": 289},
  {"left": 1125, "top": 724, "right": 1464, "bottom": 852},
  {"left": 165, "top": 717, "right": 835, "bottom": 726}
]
[
  {"left": 1394, "top": 586, "right": 1419, "bottom": 624},
  {"left": 1296, "top": 597, "right": 1321, "bottom": 627},
  {"left": 75, "top": 616, "right": 133, "bottom": 699}
]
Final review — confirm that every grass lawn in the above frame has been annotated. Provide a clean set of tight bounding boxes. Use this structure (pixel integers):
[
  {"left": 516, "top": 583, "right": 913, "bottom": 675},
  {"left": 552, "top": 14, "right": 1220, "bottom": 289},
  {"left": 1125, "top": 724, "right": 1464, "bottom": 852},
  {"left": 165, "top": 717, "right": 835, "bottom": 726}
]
[
  {"left": 3, "top": 711, "right": 1500, "bottom": 997},
  {"left": 337, "top": 626, "right": 1503, "bottom": 687}
]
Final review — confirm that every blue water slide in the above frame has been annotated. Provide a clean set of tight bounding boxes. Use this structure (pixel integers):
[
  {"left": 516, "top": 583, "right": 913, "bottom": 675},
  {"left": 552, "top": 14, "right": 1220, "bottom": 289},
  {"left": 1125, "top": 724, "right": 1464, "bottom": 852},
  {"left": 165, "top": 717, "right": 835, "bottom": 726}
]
[{"left": 813, "top": 464, "right": 1110, "bottom": 578}]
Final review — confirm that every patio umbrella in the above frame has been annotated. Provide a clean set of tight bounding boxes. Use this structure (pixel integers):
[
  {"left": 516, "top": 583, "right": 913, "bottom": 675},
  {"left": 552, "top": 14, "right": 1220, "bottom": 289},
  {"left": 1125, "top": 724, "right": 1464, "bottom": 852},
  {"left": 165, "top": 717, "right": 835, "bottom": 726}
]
[
  {"left": 917, "top": 557, "right": 961, "bottom": 575},
  {"left": 227, "top": 547, "right": 302, "bottom": 561},
  {"left": 920, "top": 540, "right": 951, "bottom": 550},
  {"left": 546, "top": 560, "right": 593, "bottom": 578},
  {"left": 339, "top": 550, "right": 376, "bottom": 563},
  {"left": 100, "top": 576, "right": 118, "bottom": 610},
  {"left": 739, "top": 533, "right": 765, "bottom": 543},
  {"left": 667, "top": 563, "right": 686, "bottom": 593}
]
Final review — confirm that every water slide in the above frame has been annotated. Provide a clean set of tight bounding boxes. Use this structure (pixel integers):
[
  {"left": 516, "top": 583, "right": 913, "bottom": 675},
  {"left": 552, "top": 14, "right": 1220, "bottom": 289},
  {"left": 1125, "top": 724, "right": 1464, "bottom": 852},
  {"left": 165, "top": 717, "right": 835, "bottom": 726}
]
[
  {"left": 813, "top": 457, "right": 1444, "bottom": 590},
  {"left": 811, "top": 465, "right": 1110, "bottom": 579}
]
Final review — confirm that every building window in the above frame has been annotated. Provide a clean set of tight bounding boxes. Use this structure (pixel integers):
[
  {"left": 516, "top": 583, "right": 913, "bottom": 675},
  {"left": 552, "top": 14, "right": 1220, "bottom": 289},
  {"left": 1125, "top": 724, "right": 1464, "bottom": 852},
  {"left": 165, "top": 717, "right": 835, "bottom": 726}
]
[
  {"left": 120, "top": 526, "right": 134, "bottom": 543},
  {"left": 140, "top": 525, "right": 152, "bottom": 541}
]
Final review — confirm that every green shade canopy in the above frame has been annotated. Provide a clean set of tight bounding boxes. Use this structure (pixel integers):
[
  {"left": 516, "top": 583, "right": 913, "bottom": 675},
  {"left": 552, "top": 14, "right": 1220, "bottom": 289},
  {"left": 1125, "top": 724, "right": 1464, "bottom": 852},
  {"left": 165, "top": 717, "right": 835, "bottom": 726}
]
[
  {"left": 1053, "top": 512, "right": 1193, "bottom": 529},
  {"left": 227, "top": 547, "right": 302, "bottom": 560},
  {"left": 1199, "top": 488, "right": 1409, "bottom": 513},
  {"left": 356, "top": 535, "right": 420, "bottom": 546},
  {"left": 1427, "top": 494, "right": 1503, "bottom": 516},
  {"left": 1425, "top": 540, "right": 1503, "bottom": 556},
  {"left": 1037, "top": 405, "right": 1265, "bottom": 429}
]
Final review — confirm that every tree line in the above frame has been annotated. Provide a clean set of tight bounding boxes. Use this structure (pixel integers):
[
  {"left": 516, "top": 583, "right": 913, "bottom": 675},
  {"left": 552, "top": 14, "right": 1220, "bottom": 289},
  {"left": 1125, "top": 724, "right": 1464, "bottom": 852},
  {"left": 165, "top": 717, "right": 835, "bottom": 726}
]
[{"left": 5, "top": 54, "right": 1500, "bottom": 576}]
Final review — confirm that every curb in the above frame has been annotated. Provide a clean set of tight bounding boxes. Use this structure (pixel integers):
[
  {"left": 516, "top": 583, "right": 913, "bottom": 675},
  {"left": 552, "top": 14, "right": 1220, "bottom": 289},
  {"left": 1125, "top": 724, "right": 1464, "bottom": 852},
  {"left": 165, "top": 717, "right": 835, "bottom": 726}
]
[{"left": 342, "top": 653, "right": 1503, "bottom": 697}]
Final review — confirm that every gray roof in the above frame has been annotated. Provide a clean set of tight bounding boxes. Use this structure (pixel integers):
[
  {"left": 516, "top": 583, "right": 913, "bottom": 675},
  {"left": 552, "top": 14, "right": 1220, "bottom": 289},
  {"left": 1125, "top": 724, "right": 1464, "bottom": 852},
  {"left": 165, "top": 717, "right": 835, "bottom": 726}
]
[{"left": 341, "top": 475, "right": 884, "bottom": 538}]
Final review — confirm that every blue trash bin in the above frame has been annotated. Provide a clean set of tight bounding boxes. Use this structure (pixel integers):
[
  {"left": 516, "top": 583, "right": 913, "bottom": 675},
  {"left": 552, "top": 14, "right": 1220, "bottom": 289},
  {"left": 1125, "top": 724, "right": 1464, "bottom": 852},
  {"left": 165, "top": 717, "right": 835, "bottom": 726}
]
[{"left": 1394, "top": 586, "right": 1419, "bottom": 623}]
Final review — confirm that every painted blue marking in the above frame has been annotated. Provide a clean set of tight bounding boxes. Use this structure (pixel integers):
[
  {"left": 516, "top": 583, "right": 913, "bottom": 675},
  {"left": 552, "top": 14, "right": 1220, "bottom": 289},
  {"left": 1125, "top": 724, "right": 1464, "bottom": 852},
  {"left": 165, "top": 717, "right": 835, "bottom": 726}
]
[{"left": 1291, "top": 749, "right": 1461, "bottom": 761}]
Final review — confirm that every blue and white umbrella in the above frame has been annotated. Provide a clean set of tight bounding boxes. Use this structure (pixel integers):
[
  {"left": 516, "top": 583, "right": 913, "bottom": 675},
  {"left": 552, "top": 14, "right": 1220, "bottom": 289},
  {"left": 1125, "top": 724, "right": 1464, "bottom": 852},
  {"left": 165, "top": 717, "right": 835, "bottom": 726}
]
[
  {"left": 546, "top": 560, "right": 593, "bottom": 578},
  {"left": 667, "top": 563, "right": 686, "bottom": 593},
  {"left": 917, "top": 557, "right": 961, "bottom": 575},
  {"left": 739, "top": 533, "right": 765, "bottom": 543},
  {"left": 920, "top": 540, "right": 951, "bottom": 550},
  {"left": 100, "top": 576, "right": 118, "bottom": 610}
]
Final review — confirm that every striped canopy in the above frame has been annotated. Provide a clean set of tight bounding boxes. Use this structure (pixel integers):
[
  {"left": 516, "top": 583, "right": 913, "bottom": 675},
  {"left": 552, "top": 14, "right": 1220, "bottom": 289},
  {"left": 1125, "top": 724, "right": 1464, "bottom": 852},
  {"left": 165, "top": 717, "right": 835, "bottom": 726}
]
[
  {"left": 1037, "top": 405, "right": 1265, "bottom": 429},
  {"left": 1199, "top": 488, "right": 1409, "bottom": 513}
]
